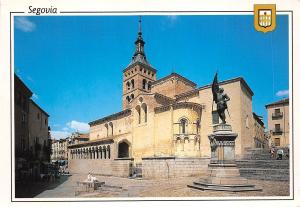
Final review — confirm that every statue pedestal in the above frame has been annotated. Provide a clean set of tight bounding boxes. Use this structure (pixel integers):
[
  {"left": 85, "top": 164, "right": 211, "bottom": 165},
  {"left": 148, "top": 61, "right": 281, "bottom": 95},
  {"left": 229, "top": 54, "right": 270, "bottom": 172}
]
[
  {"left": 188, "top": 124, "right": 262, "bottom": 192},
  {"left": 209, "top": 124, "right": 237, "bottom": 165}
]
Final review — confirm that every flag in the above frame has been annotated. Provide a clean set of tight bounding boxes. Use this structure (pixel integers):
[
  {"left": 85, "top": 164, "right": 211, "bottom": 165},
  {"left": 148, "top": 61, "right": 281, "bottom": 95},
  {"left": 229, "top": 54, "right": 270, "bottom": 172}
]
[{"left": 212, "top": 73, "right": 219, "bottom": 104}]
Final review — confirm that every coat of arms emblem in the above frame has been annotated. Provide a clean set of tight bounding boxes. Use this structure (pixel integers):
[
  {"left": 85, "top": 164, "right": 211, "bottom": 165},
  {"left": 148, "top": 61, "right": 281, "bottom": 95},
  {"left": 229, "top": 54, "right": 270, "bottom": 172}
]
[{"left": 254, "top": 4, "right": 276, "bottom": 33}]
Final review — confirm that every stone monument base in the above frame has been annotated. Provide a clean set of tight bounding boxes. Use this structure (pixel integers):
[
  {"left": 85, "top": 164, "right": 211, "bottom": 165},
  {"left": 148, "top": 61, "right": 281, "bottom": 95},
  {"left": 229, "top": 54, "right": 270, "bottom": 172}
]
[
  {"left": 187, "top": 163, "right": 262, "bottom": 192},
  {"left": 187, "top": 124, "right": 262, "bottom": 192}
]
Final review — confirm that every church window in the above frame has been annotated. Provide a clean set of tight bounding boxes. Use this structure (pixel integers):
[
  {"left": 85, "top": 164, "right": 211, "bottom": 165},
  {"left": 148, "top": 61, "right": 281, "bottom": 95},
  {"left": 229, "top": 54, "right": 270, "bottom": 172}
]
[
  {"left": 126, "top": 96, "right": 130, "bottom": 103},
  {"left": 131, "top": 94, "right": 134, "bottom": 100},
  {"left": 105, "top": 124, "right": 108, "bottom": 137},
  {"left": 196, "top": 119, "right": 200, "bottom": 134},
  {"left": 148, "top": 81, "right": 151, "bottom": 90},
  {"left": 109, "top": 122, "right": 113, "bottom": 136},
  {"left": 127, "top": 81, "right": 130, "bottom": 90},
  {"left": 142, "top": 103, "right": 147, "bottom": 123},
  {"left": 131, "top": 79, "right": 135, "bottom": 89},
  {"left": 136, "top": 105, "right": 141, "bottom": 124},
  {"left": 179, "top": 118, "right": 188, "bottom": 134},
  {"left": 142, "top": 79, "right": 147, "bottom": 89}
]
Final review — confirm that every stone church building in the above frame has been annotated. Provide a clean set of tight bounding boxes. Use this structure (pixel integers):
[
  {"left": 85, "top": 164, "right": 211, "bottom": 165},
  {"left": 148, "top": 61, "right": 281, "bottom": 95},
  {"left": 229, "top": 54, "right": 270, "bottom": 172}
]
[{"left": 68, "top": 20, "right": 263, "bottom": 178}]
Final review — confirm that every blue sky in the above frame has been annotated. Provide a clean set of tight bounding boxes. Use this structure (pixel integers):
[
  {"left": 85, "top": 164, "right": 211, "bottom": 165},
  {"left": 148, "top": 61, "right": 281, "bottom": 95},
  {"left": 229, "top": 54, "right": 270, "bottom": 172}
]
[{"left": 14, "top": 15, "right": 289, "bottom": 139}]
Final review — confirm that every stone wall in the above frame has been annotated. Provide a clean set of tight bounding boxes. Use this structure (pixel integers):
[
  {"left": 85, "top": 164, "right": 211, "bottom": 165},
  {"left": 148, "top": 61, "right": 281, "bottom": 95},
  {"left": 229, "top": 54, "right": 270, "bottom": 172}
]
[
  {"left": 142, "top": 157, "right": 210, "bottom": 179},
  {"left": 69, "top": 158, "right": 133, "bottom": 177}
]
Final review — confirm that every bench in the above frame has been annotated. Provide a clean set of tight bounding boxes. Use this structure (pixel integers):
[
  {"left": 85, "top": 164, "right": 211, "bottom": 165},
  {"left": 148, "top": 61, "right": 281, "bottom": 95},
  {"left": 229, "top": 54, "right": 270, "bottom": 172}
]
[{"left": 75, "top": 181, "right": 105, "bottom": 196}]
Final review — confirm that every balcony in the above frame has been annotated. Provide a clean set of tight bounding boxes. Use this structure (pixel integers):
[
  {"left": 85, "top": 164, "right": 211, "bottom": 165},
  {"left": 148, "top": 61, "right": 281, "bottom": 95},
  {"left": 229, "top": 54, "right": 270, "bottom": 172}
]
[
  {"left": 272, "top": 112, "right": 283, "bottom": 119},
  {"left": 272, "top": 129, "right": 283, "bottom": 135}
]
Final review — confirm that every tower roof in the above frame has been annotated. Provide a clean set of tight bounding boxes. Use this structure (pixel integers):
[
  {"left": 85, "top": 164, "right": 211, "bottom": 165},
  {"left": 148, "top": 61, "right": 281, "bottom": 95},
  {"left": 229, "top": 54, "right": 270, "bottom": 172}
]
[{"left": 127, "top": 16, "right": 151, "bottom": 67}]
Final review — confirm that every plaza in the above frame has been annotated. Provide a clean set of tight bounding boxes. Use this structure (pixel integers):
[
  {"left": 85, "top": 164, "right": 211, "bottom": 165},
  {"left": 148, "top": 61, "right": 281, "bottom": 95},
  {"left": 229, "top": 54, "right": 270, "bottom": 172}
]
[{"left": 32, "top": 173, "right": 289, "bottom": 198}]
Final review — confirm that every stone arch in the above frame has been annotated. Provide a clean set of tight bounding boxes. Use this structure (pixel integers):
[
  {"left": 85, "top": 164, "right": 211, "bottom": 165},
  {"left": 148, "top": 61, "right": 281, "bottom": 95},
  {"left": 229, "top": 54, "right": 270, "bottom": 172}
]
[
  {"left": 99, "top": 146, "right": 102, "bottom": 159},
  {"left": 103, "top": 146, "right": 107, "bottom": 159},
  {"left": 107, "top": 145, "right": 111, "bottom": 159},
  {"left": 89, "top": 147, "right": 92, "bottom": 159},
  {"left": 118, "top": 140, "right": 131, "bottom": 158}
]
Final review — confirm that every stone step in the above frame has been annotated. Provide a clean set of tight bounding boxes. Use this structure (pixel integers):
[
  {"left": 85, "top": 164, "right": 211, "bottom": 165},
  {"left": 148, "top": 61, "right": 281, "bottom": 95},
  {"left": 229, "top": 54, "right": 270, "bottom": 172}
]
[
  {"left": 238, "top": 165, "right": 289, "bottom": 169},
  {"left": 239, "top": 168, "right": 289, "bottom": 174},
  {"left": 239, "top": 168, "right": 289, "bottom": 181},
  {"left": 243, "top": 176, "right": 289, "bottom": 181},
  {"left": 187, "top": 182, "right": 262, "bottom": 192},
  {"left": 236, "top": 162, "right": 289, "bottom": 169}
]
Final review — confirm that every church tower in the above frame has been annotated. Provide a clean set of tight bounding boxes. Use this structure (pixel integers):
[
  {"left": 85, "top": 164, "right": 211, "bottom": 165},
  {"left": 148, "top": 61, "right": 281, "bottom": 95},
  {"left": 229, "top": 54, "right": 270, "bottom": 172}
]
[{"left": 122, "top": 17, "right": 157, "bottom": 109}]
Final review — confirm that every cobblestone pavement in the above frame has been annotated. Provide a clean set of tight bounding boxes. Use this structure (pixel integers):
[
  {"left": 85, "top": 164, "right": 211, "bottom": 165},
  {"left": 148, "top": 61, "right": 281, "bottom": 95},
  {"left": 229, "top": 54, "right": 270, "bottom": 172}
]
[{"left": 35, "top": 173, "right": 290, "bottom": 198}]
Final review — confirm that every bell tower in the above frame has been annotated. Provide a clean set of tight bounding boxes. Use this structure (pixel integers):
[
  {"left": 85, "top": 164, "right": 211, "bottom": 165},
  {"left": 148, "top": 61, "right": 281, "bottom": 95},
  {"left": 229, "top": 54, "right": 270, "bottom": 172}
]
[{"left": 122, "top": 17, "right": 157, "bottom": 109}]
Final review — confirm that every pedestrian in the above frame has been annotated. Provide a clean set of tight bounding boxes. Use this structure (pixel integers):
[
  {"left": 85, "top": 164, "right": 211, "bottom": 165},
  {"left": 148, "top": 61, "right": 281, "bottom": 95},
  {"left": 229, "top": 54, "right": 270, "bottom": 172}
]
[
  {"left": 270, "top": 147, "right": 275, "bottom": 158},
  {"left": 277, "top": 149, "right": 284, "bottom": 160}
]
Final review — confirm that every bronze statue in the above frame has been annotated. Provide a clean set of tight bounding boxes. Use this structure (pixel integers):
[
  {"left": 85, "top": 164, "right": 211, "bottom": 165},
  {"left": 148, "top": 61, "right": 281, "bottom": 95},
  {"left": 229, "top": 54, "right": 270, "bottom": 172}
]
[{"left": 212, "top": 73, "right": 230, "bottom": 124}]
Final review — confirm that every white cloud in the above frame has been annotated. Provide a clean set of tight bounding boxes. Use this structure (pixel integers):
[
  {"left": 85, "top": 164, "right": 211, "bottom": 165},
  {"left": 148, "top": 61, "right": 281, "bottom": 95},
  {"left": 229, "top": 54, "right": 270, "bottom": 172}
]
[
  {"left": 276, "top": 90, "right": 289, "bottom": 97},
  {"left": 62, "top": 127, "right": 69, "bottom": 131},
  {"left": 15, "top": 17, "right": 36, "bottom": 32},
  {"left": 51, "top": 120, "right": 89, "bottom": 140},
  {"left": 51, "top": 131, "right": 70, "bottom": 140},
  {"left": 32, "top": 93, "right": 38, "bottom": 100},
  {"left": 67, "top": 120, "right": 90, "bottom": 132}
]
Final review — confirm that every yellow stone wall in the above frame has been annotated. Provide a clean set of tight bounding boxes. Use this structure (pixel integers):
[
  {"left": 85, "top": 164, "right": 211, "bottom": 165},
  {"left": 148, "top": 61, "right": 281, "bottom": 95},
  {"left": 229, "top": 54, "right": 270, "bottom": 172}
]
[
  {"left": 183, "top": 80, "right": 254, "bottom": 157},
  {"left": 151, "top": 76, "right": 195, "bottom": 98},
  {"left": 89, "top": 77, "right": 256, "bottom": 162}
]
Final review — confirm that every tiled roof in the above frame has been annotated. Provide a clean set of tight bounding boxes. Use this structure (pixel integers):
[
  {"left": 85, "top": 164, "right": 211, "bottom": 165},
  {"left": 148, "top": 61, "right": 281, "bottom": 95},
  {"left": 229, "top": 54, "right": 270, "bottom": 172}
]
[
  {"left": 152, "top": 72, "right": 197, "bottom": 88},
  {"left": 265, "top": 98, "right": 289, "bottom": 108},
  {"left": 89, "top": 109, "right": 132, "bottom": 126}
]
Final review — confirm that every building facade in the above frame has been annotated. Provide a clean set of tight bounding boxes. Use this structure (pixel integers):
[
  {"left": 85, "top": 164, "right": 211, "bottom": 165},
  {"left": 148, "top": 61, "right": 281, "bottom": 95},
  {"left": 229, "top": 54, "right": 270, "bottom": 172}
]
[
  {"left": 51, "top": 132, "right": 89, "bottom": 162},
  {"left": 28, "top": 100, "right": 51, "bottom": 162},
  {"left": 265, "top": 98, "right": 289, "bottom": 147},
  {"left": 68, "top": 20, "right": 262, "bottom": 177},
  {"left": 252, "top": 112, "right": 268, "bottom": 148},
  {"left": 15, "top": 74, "right": 50, "bottom": 181},
  {"left": 15, "top": 74, "right": 32, "bottom": 161}
]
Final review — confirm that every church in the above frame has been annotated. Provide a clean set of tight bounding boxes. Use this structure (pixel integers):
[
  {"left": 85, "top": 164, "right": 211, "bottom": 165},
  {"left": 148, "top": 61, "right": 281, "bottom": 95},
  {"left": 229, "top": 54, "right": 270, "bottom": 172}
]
[{"left": 68, "top": 19, "right": 265, "bottom": 177}]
